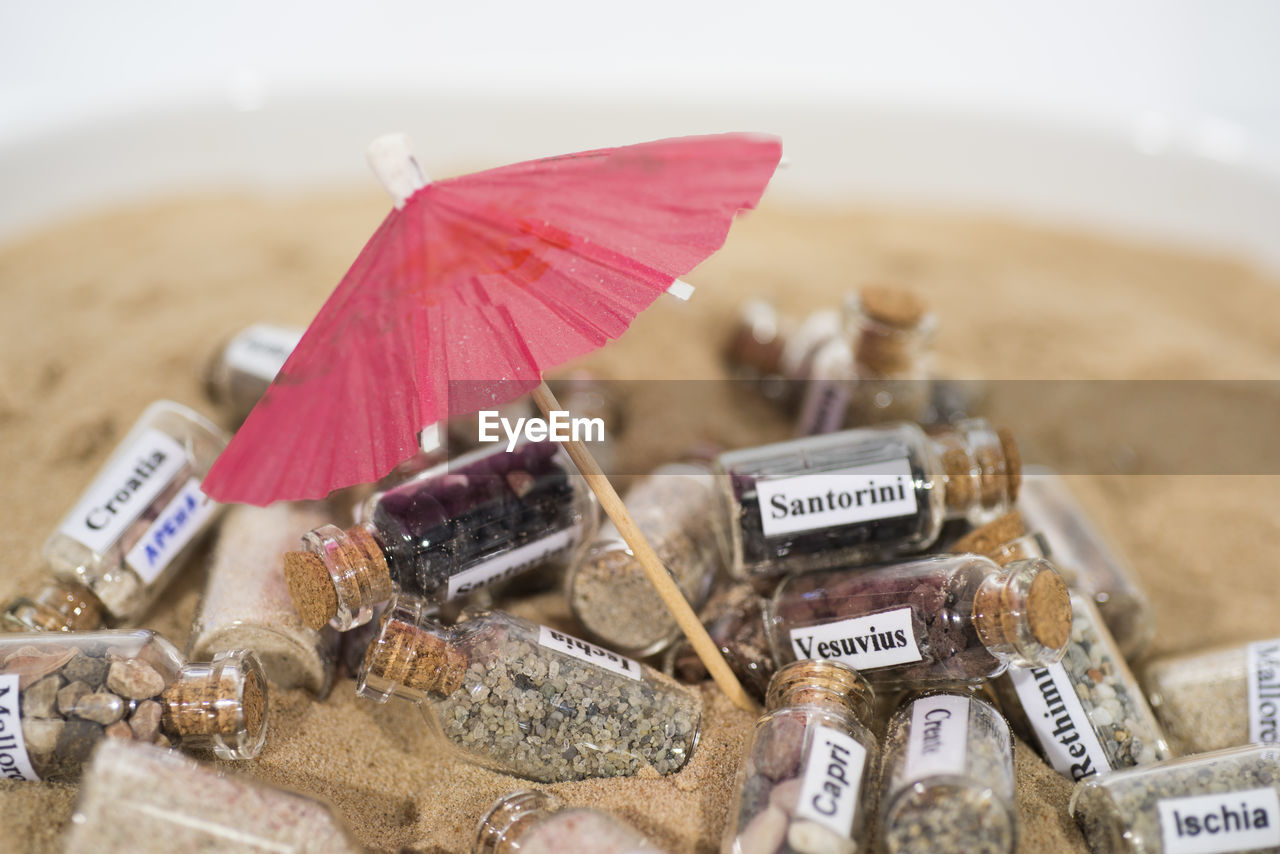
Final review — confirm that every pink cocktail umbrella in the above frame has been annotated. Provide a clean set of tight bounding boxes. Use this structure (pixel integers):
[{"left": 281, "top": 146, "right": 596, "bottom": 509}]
[{"left": 203, "top": 133, "right": 782, "bottom": 711}]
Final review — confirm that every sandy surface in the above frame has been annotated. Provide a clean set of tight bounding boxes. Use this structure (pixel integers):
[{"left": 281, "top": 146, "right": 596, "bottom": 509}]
[{"left": 1, "top": 191, "right": 1278, "bottom": 853}]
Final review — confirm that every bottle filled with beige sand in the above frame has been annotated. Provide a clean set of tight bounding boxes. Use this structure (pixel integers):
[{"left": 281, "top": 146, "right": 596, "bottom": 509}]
[
  {"left": 715, "top": 419, "right": 1020, "bottom": 580},
  {"left": 879, "top": 688, "right": 1017, "bottom": 854},
  {"left": 0, "top": 629, "right": 266, "bottom": 781},
  {"left": 721, "top": 659, "right": 879, "bottom": 854},
  {"left": 284, "top": 440, "right": 597, "bottom": 631},
  {"left": 356, "top": 595, "right": 700, "bottom": 783},
  {"left": 202, "top": 323, "right": 303, "bottom": 425},
  {"left": 767, "top": 554, "right": 1071, "bottom": 689},
  {"left": 475, "top": 789, "right": 668, "bottom": 854},
  {"left": 1144, "top": 636, "right": 1280, "bottom": 755},
  {"left": 569, "top": 460, "right": 722, "bottom": 657},
  {"left": 189, "top": 501, "right": 339, "bottom": 695},
  {"left": 4, "top": 401, "right": 226, "bottom": 633},
  {"left": 67, "top": 739, "right": 362, "bottom": 854},
  {"left": 1069, "top": 744, "right": 1280, "bottom": 854},
  {"left": 995, "top": 591, "right": 1170, "bottom": 783}
]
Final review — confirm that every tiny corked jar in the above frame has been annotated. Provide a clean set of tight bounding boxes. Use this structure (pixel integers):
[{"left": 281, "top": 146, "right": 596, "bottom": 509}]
[
  {"left": 67, "top": 739, "right": 362, "bottom": 854},
  {"left": 1019, "top": 467, "right": 1155, "bottom": 659},
  {"left": 475, "top": 790, "right": 668, "bottom": 854},
  {"left": 4, "top": 400, "right": 227, "bottom": 632},
  {"left": 714, "top": 418, "right": 1021, "bottom": 580},
  {"left": 1070, "top": 744, "right": 1280, "bottom": 854},
  {"left": 356, "top": 595, "right": 700, "bottom": 783},
  {"left": 1144, "top": 636, "right": 1280, "bottom": 755},
  {"left": 766, "top": 554, "right": 1071, "bottom": 689},
  {"left": 878, "top": 688, "right": 1016, "bottom": 854},
  {"left": 996, "top": 591, "right": 1171, "bottom": 783},
  {"left": 569, "top": 460, "right": 722, "bottom": 657},
  {"left": 202, "top": 323, "right": 303, "bottom": 425},
  {"left": 0, "top": 629, "right": 267, "bottom": 782},
  {"left": 721, "top": 659, "right": 879, "bottom": 854},
  {"left": 284, "top": 440, "right": 598, "bottom": 631},
  {"left": 190, "top": 501, "right": 339, "bottom": 696}
]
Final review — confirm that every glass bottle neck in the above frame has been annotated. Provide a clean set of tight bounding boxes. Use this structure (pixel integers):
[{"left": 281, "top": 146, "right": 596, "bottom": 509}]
[
  {"left": 161, "top": 649, "right": 268, "bottom": 760},
  {"left": 845, "top": 286, "right": 935, "bottom": 378},
  {"left": 2, "top": 580, "right": 105, "bottom": 632},
  {"left": 356, "top": 594, "right": 465, "bottom": 704},
  {"left": 286, "top": 522, "right": 393, "bottom": 631},
  {"left": 971, "top": 558, "right": 1071, "bottom": 668},
  {"left": 766, "top": 659, "right": 875, "bottom": 722},
  {"left": 474, "top": 790, "right": 560, "bottom": 854},
  {"left": 927, "top": 418, "right": 1021, "bottom": 523}
]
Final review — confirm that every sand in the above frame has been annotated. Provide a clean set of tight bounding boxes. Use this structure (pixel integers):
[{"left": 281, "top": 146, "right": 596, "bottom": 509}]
[{"left": 1, "top": 191, "right": 1278, "bottom": 853}]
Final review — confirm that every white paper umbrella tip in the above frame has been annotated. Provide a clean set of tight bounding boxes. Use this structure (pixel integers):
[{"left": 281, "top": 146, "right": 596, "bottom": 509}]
[
  {"left": 666, "top": 279, "right": 695, "bottom": 300},
  {"left": 367, "top": 133, "right": 430, "bottom": 207}
]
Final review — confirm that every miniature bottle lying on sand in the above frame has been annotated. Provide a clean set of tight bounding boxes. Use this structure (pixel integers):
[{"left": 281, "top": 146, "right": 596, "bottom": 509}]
[
  {"left": 995, "top": 590, "right": 1170, "bottom": 783},
  {"left": 67, "top": 739, "right": 361, "bottom": 854},
  {"left": 1018, "top": 468, "right": 1155, "bottom": 658},
  {"left": 721, "top": 659, "right": 878, "bottom": 854},
  {"left": 285, "top": 440, "right": 597, "bottom": 631},
  {"left": 3, "top": 401, "right": 227, "bottom": 633},
  {"left": 1144, "top": 636, "right": 1280, "bottom": 755},
  {"left": 1070, "top": 744, "right": 1280, "bottom": 854},
  {"left": 766, "top": 554, "right": 1072, "bottom": 688},
  {"left": 475, "top": 790, "right": 668, "bottom": 854},
  {"left": 878, "top": 688, "right": 1017, "bottom": 854},
  {"left": 356, "top": 595, "right": 700, "bottom": 783},
  {"left": 569, "top": 460, "right": 722, "bottom": 657},
  {"left": 725, "top": 301, "right": 843, "bottom": 405},
  {"left": 796, "top": 286, "right": 936, "bottom": 436},
  {"left": 190, "top": 501, "right": 339, "bottom": 696},
  {"left": 202, "top": 323, "right": 303, "bottom": 425},
  {"left": 715, "top": 418, "right": 1020, "bottom": 580},
  {"left": 668, "top": 582, "right": 776, "bottom": 705},
  {"left": 0, "top": 629, "right": 266, "bottom": 781}
]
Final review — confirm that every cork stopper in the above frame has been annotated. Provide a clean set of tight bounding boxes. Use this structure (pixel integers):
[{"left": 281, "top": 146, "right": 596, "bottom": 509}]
[
  {"left": 285, "top": 524, "right": 392, "bottom": 631},
  {"left": 941, "top": 445, "right": 977, "bottom": 511},
  {"left": 161, "top": 650, "right": 268, "bottom": 760},
  {"left": 997, "top": 428, "right": 1022, "bottom": 501},
  {"left": 973, "top": 559, "right": 1071, "bottom": 666},
  {"left": 361, "top": 612, "right": 467, "bottom": 698},
  {"left": 766, "top": 659, "right": 875, "bottom": 722},
  {"left": 950, "top": 511, "right": 1027, "bottom": 558},
  {"left": 284, "top": 551, "right": 338, "bottom": 630},
  {"left": 858, "top": 285, "right": 929, "bottom": 329}
]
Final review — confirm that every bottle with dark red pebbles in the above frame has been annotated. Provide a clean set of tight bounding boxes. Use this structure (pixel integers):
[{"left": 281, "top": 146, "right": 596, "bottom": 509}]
[
  {"left": 284, "top": 441, "right": 597, "bottom": 631},
  {"left": 765, "top": 554, "right": 1072, "bottom": 689},
  {"left": 714, "top": 419, "right": 1020, "bottom": 580}
]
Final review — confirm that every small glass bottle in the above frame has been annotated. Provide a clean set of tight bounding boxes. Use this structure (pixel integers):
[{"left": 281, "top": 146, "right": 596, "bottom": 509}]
[
  {"left": 1144, "top": 636, "right": 1280, "bottom": 755},
  {"left": 569, "top": 461, "right": 722, "bottom": 657},
  {"left": 475, "top": 790, "right": 667, "bottom": 854},
  {"left": 715, "top": 418, "right": 1021, "bottom": 580},
  {"left": 4, "top": 400, "right": 227, "bottom": 631},
  {"left": 667, "top": 582, "right": 775, "bottom": 705},
  {"left": 1019, "top": 467, "right": 1155, "bottom": 659},
  {"left": 879, "top": 688, "right": 1017, "bottom": 854},
  {"left": 284, "top": 440, "right": 598, "bottom": 631},
  {"left": 203, "top": 323, "right": 304, "bottom": 425},
  {"left": 721, "top": 659, "right": 878, "bottom": 854},
  {"left": 996, "top": 591, "right": 1171, "bottom": 783},
  {"left": 1069, "top": 744, "right": 1280, "bottom": 854},
  {"left": 766, "top": 554, "right": 1071, "bottom": 688},
  {"left": 725, "top": 299, "right": 790, "bottom": 386},
  {"left": 190, "top": 501, "right": 339, "bottom": 696},
  {"left": 0, "top": 629, "right": 267, "bottom": 782},
  {"left": 843, "top": 285, "right": 936, "bottom": 427},
  {"left": 67, "top": 739, "right": 362, "bottom": 854},
  {"left": 356, "top": 595, "right": 700, "bottom": 782}
]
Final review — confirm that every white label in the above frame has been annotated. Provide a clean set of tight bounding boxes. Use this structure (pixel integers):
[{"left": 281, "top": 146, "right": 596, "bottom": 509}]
[
  {"left": 125, "top": 478, "right": 219, "bottom": 583},
  {"left": 904, "top": 694, "right": 970, "bottom": 780},
  {"left": 538, "top": 625, "right": 641, "bottom": 681},
  {"left": 1008, "top": 662, "right": 1112, "bottom": 781},
  {"left": 56, "top": 429, "right": 188, "bottom": 555},
  {"left": 789, "top": 607, "right": 922, "bottom": 672},
  {"left": 755, "top": 457, "right": 917, "bottom": 538},
  {"left": 1248, "top": 638, "right": 1280, "bottom": 745},
  {"left": 0, "top": 674, "right": 40, "bottom": 782},
  {"left": 224, "top": 324, "right": 301, "bottom": 383},
  {"left": 1158, "top": 787, "right": 1280, "bottom": 854},
  {"left": 446, "top": 525, "right": 579, "bottom": 600},
  {"left": 794, "top": 724, "right": 866, "bottom": 839}
]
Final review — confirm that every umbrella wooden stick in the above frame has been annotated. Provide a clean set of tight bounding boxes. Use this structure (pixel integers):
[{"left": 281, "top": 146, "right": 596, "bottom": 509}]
[{"left": 530, "top": 381, "right": 759, "bottom": 714}]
